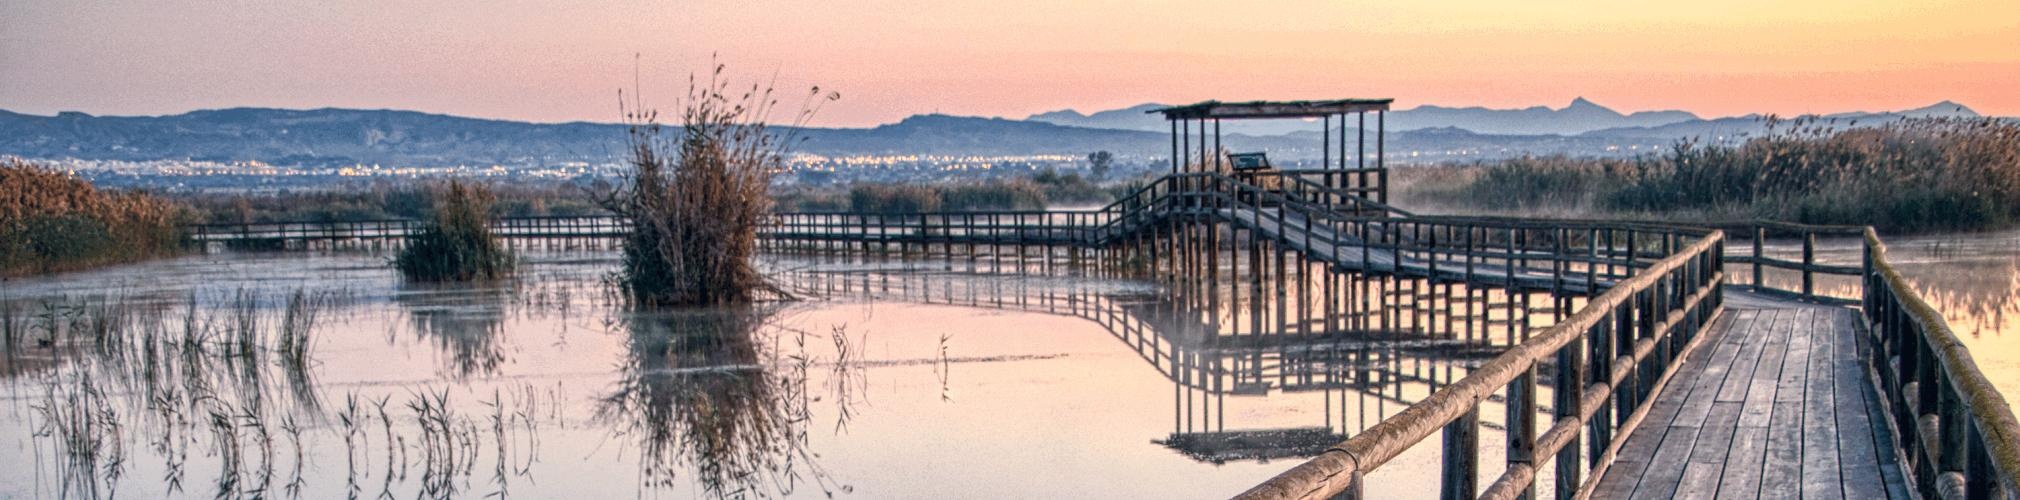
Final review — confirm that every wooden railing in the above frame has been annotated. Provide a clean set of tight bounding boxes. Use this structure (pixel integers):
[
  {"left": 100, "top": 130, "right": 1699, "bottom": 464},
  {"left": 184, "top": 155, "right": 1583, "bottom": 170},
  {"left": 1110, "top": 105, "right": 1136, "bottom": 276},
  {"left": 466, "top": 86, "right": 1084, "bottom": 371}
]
[
  {"left": 1236, "top": 229, "right": 1725, "bottom": 499},
  {"left": 1712, "top": 220, "right": 1865, "bottom": 305},
  {"left": 1863, "top": 227, "right": 2020, "bottom": 499},
  {"left": 186, "top": 215, "right": 626, "bottom": 242}
]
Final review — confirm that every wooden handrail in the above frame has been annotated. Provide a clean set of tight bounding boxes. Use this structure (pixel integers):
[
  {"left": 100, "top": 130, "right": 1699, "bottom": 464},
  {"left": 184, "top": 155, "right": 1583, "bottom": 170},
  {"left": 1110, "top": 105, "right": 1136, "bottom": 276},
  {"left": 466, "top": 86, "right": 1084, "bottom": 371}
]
[
  {"left": 1236, "top": 230, "right": 1725, "bottom": 499},
  {"left": 1863, "top": 227, "right": 2020, "bottom": 498}
]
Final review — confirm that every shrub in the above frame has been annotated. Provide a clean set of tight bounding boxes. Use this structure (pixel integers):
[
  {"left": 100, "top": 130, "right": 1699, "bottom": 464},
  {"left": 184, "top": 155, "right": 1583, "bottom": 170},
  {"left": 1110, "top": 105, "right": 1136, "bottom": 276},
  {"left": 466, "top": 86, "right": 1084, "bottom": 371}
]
[
  {"left": 0, "top": 158, "right": 186, "bottom": 276},
  {"left": 393, "top": 181, "right": 515, "bottom": 281},
  {"left": 847, "top": 183, "right": 942, "bottom": 213},
  {"left": 606, "top": 67, "right": 836, "bottom": 306}
]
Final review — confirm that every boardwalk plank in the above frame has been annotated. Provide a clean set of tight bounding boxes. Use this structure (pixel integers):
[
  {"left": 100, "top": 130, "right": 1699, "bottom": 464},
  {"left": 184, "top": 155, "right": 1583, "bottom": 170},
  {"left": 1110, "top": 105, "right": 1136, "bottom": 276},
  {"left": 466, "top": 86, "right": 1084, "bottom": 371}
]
[
  {"left": 1717, "top": 427, "right": 1771, "bottom": 499},
  {"left": 1800, "top": 308, "right": 1845, "bottom": 500},
  {"left": 1593, "top": 459, "right": 1649, "bottom": 498},
  {"left": 1827, "top": 309, "right": 1891, "bottom": 500},
  {"left": 1863, "top": 371, "right": 1913, "bottom": 500},
  {"left": 1760, "top": 401, "right": 1806, "bottom": 500},
  {"left": 1739, "top": 310, "right": 1791, "bottom": 427},
  {"left": 1630, "top": 424, "right": 1703, "bottom": 499},
  {"left": 1672, "top": 314, "right": 1745, "bottom": 425},
  {"left": 1715, "top": 310, "right": 1768, "bottom": 402},
  {"left": 1673, "top": 462, "right": 1725, "bottom": 500}
]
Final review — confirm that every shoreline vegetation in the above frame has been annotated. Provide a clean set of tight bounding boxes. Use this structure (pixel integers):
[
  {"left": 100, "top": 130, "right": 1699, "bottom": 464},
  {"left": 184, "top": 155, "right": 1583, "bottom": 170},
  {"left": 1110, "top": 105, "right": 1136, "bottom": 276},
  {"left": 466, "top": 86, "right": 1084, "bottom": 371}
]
[
  {"left": 1, "top": 158, "right": 187, "bottom": 277},
  {"left": 778, "top": 169, "right": 1125, "bottom": 214},
  {"left": 1396, "top": 117, "right": 2020, "bottom": 234},
  {"left": 9, "top": 115, "right": 2018, "bottom": 279},
  {"left": 392, "top": 180, "right": 516, "bottom": 282}
]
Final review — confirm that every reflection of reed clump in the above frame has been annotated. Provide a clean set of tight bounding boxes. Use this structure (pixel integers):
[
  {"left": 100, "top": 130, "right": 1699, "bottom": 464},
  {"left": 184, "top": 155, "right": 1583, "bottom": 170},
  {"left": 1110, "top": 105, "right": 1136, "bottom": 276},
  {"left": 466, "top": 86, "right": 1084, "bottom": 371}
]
[
  {"left": 1906, "top": 258, "right": 2020, "bottom": 338},
  {"left": 597, "top": 307, "right": 851, "bottom": 498},
  {"left": 398, "top": 287, "right": 514, "bottom": 378}
]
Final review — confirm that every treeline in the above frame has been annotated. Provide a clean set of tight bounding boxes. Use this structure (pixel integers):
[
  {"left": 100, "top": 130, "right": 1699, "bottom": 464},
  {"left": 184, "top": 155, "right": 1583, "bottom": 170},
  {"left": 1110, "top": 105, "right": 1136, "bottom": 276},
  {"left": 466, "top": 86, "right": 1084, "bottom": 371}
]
[
  {"left": 177, "top": 181, "right": 607, "bottom": 224},
  {"left": 1, "top": 158, "right": 188, "bottom": 276},
  {"left": 1397, "top": 117, "right": 2020, "bottom": 233},
  {"left": 777, "top": 169, "right": 1133, "bottom": 213}
]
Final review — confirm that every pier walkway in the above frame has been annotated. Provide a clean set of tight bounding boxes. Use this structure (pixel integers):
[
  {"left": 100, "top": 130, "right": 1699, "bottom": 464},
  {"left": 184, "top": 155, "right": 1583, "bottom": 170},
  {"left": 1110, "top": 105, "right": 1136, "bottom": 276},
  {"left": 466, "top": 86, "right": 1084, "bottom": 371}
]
[{"left": 1593, "top": 293, "right": 1909, "bottom": 499}]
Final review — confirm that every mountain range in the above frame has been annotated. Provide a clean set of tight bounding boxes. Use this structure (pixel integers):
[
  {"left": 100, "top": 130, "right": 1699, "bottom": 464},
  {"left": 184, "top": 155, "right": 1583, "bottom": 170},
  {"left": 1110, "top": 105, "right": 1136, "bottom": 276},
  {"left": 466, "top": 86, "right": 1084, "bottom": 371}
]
[
  {"left": 0, "top": 99, "right": 1991, "bottom": 168},
  {"left": 1027, "top": 98, "right": 1981, "bottom": 137}
]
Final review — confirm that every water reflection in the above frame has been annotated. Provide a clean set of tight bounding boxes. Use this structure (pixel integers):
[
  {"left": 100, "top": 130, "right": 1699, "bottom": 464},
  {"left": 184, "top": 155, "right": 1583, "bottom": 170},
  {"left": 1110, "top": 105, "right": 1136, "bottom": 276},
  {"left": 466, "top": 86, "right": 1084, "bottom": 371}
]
[
  {"left": 777, "top": 257, "right": 1514, "bottom": 466},
  {"left": 596, "top": 307, "right": 852, "bottom": 497},
  {"left": 396, "top": 285, "right": 513, "bottom": 379},
  {"left": 0, "top": 249, "right": 1571, "bottom": 498}
]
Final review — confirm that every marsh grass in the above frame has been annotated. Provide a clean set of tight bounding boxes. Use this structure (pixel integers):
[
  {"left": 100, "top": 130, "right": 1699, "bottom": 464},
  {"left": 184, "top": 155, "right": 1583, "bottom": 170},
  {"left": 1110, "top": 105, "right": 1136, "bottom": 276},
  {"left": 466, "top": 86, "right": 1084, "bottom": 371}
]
[
  {"left": 14, "top": 288, "right": 562, "bottom": 499},
  {"left": 394, "top": 181, "right": 516, "bottom": 282},
  {"left": 0, "top": 158, "right": 187, "bottom": 276},
  {"left": 1402, "top": 117, "right": 2020, "bottom": 232},
  {"left": 605, "top": 64, "right": 835, "bottom": 306}
]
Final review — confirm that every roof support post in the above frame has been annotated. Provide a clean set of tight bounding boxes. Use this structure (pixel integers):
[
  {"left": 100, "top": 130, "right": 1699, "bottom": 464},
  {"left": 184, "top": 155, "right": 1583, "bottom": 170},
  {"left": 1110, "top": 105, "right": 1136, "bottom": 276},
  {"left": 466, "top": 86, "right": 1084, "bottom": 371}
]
[{"left": 1378, "top": 110, "right": 1388, "bottom": 204}]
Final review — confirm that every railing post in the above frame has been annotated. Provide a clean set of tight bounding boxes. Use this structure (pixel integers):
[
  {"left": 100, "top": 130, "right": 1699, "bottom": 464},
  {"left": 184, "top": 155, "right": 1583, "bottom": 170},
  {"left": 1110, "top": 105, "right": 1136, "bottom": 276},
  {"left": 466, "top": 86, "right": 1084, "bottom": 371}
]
[
  {"left": 1507, "top": 366, "right": 1538, "bottom": 500},
  {"left": 1558, "top": 331, "right": 1588, "bottom": 500},
  {"left": 1801, "top": 230, "right": 1816, "bottom": 300},
  {"left": 1442, "top": 408, "right": 1479, "bottom": 500}
]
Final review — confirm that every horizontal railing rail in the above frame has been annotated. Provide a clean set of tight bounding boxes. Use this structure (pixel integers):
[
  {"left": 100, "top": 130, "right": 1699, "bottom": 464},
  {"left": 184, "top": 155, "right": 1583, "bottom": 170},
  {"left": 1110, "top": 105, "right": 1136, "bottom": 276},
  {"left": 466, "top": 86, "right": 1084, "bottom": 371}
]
[{"left": 1718, "top": 220, "right": 1866, "bottom": 305}]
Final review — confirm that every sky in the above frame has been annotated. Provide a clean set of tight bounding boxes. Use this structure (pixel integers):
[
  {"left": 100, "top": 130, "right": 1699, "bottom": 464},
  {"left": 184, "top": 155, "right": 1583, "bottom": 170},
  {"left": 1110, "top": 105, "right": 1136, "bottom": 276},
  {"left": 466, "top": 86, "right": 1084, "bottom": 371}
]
[{"left": 2, "top": 0, "right": 2017, "bottom": 127}]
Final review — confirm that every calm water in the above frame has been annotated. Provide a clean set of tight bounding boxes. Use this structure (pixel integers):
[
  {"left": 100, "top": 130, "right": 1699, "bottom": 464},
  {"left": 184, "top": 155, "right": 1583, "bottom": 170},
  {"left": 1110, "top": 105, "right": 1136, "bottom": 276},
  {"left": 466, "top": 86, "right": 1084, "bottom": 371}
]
[
  {"left": 1878, "top": 230, "right": 2020, "bottom": 403},
  {"left": 0, "top": 248, "right": 1508, "bottom": 499},
  {"left": 8, "top": 229, "right": 2009, "bottom": 499}
]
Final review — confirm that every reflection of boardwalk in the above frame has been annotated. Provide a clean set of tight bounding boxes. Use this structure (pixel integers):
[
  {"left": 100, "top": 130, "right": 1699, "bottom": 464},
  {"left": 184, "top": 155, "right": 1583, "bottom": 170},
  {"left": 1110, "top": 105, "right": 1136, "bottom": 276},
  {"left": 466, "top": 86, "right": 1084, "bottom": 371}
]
[{"left": 1595, "top": 292, "right": 1908, "bottom": 499}]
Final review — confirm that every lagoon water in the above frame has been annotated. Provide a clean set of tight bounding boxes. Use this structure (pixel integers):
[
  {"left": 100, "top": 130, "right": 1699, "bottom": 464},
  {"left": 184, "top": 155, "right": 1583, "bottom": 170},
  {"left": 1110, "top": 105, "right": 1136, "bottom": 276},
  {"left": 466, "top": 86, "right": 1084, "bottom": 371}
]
[
  {"left": 4, "top": 229, "right": 2012, "bottom": 499},
  {"left": 0, "top": 249, "right": 1494, "bottom": 499}
]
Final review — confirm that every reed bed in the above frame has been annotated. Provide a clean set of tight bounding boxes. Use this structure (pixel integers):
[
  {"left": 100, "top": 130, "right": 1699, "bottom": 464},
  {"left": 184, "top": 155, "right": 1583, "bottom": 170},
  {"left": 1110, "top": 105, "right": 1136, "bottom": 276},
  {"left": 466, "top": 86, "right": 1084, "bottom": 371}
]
[
  {"left": 1398, "top": 117, "right": 2020, "bottom": 233},
  {"left": 394, "top": 181, "right": 517, "bottom": 282},
  {"left": 0, "top": 158, "right": 187, "bottom": 276}
]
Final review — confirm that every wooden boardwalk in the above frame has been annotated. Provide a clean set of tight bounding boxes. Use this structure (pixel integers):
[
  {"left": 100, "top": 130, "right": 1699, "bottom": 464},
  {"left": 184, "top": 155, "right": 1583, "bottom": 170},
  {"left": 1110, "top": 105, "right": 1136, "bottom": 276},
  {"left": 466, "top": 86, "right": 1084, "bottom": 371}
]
[{"left": 1593, "top": 292, "right": 1910, "bottom": 499}]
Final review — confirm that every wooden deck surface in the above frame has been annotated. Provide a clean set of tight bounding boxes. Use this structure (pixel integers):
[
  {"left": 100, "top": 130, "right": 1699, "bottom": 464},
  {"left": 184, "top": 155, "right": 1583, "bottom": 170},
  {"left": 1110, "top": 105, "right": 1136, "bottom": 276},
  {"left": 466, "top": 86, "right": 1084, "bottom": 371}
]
[{"left": 1593, "top": 291, "right": 1910, "bottom": 499}]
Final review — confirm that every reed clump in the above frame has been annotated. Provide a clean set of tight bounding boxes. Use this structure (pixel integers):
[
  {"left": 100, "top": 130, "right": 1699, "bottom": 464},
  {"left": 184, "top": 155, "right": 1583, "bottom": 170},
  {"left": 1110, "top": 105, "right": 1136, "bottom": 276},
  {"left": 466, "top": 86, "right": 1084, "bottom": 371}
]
[
  {"left": 1403, "top": 117, "right": 2020, "bottom": 233},
  {"left": 605, "top": 66, "right": 834, "bottom": 306},
  {"left": 394, "top": 181, "right": 516, "bottom": 281},
  {"left": 0, "top": 158, "right": 187, "bottom": 276}
]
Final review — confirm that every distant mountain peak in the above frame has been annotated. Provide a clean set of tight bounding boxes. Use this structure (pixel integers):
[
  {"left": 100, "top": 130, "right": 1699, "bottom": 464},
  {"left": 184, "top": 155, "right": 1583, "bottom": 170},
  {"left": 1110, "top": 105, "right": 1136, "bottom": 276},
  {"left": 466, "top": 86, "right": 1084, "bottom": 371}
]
[{"left": 1906, "top": 100, "right": 1979, "bottom": 118}]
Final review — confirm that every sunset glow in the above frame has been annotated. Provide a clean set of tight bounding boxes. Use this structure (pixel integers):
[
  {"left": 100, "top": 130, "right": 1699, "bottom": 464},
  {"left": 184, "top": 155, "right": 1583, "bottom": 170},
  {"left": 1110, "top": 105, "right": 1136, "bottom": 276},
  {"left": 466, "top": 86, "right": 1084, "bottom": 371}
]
[{"left": 3, "top": 0, "right": 2016, "bottom": 126}]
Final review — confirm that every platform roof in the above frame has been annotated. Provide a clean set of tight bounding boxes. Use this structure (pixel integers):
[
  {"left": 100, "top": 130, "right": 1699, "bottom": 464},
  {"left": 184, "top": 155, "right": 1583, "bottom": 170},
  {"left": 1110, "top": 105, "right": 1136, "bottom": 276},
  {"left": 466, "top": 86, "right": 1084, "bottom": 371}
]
[{"left": 1148, "top": 99, "right": 1394, "bottom": 120}]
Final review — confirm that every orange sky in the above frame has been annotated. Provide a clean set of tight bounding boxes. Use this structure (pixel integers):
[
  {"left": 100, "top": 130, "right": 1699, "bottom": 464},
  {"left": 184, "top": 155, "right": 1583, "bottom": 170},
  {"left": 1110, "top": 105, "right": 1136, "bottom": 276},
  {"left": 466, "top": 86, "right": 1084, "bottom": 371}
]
[{"left": 2, "top": 0, "right": 2015, "bottom": 127}]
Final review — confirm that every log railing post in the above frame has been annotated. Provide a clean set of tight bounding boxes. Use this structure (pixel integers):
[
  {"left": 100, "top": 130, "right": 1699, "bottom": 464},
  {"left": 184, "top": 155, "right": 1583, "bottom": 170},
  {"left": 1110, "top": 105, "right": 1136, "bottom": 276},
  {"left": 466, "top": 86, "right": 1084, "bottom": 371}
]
[
  {"left": 1801, "top": 230, "right": 1816, "bottom": 300},
  {"left": 1507, "top": 366, "right": 1538, "bottom": 500},
  {"left": 1443, "top": 408, "right": 1480, "bottom": 500}
]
